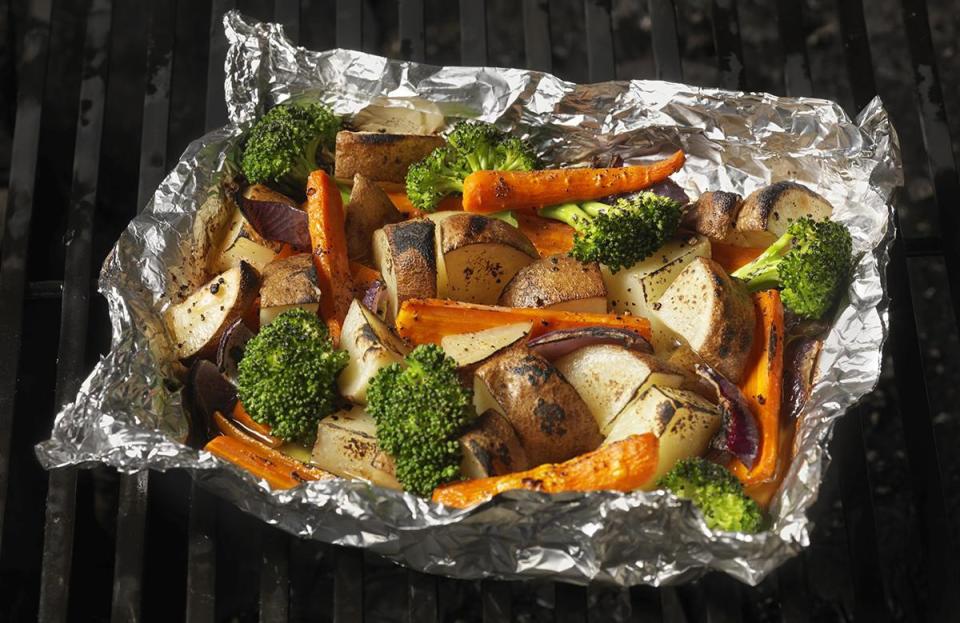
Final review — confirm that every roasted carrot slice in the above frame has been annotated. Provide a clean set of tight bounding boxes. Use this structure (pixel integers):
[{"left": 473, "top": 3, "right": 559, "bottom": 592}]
[
  {"left": 395, "top": 298, "right": 651, "bottom": 344},
  {"left": 515, "top": 210, "right": 575, "bottom": 256},
  {"left": 212, "top": 412, "right": 331, "bottom": 484},
  {"left": 306, "top": 169, "right": 354, "bottom": 344},
  {"left": 433, "top": 433, "right": 659, "bottom": 508},
  {"left": 205, "top": 435, "right": 301, "bottom": 489},
  {"left": 231, "top": 400, "right": 282, "bottom": 448},
  {"left": 461, "top": 150, "right": 685, "bottom": 213},
  {"left": 710, "top": 242, "right": 763, "bottom": 273},
  {"left": 729, "top": 290, "right": 785, "bottom": 486}
]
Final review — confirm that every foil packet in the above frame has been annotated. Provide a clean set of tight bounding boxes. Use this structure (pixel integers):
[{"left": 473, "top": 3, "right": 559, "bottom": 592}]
[{"left": 36, "top": 12, "right": 901, "bottom": 586}]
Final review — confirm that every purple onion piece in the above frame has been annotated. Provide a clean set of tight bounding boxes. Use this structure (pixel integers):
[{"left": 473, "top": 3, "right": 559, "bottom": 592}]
[
  {"left": 361, "top": 280, "right": 388, "bottom": 318},
  {"left": 527, "top": 326, "right": 653, "bottom": 361},
  {"left": 240, "top": 193, "right": 311, "bottom": 251},
  {"left": 695, "top": 363, "right": 760, "bottom": 469},
  {"left": 597, "top": 176, "right": 690, "bottom": 208},
  {"left": 185, "top": 359, "right": 238, "bottom": 447},
  {"left": 216, "top": 318, "right": 254, "bottom": 383}
]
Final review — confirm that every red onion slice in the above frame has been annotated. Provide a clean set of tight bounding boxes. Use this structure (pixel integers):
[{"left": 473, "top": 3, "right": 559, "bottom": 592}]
[
  {"left": 362, "top": 279, "right": 388, "bottom": 318},
  {"left": 216, "top": 318, "right": 254, "bottom": 383},
  {"left": 240, "top": 190, "right": 310, "bottom": 250},
  {"left": 185, "top": 359, "right": 238, "bottom": 447},
  {"left": 695, "top": 363, "right": 760, "bottom": 469},
  {"left": 527, "top": 326, "right": 652, "bottom": 361}
]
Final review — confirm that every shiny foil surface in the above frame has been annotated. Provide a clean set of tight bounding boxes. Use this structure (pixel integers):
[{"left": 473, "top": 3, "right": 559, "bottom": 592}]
[{"left": 36, "top": 12, "right": 901, "bottom": 586}]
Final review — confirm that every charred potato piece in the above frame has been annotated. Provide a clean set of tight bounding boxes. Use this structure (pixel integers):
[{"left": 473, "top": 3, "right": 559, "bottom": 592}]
[
  {"left": 474, "top": 346, "right": 602, "bottom": 466},
  {"left": 373, "top": 219, "right": 438, "bottom": 322},
  {"left": 338, "top": 299, "right": 409, "bottom": 404},
  {"left": 210, "top": 208, "right": 278, "bottom": 273},
  {"left": 682, "top": 191, "right": 742, "bottom": 241},
  {"left": 166, "top": 261, "right": 261, "bottom": 362},
  {"left": 344, "top": 173, "right": 403, "bottom": 265},
  {"left": 459, "top": 409, "right": 530, "bottom": 479},
  {"left": 437, "top": 213, "right": 539, "bottom": 305},
  {"left": 312, "top": 407, "right": 401, "bottom": 490},
  {"left": 498, "top": 255, "right": 606, "bottom": 313},
  {"left": 553, "top": 344, "right": 686, "bottom": 433},
  {"left": 335, "top": 131, "right": 445, "bottom": 185},
  {"left": 655, "top": 257, "right": 755, "bottom": 383},
  {"left": 259, "top": 253, "right": 322, "bottom": 326},
  {"left": 731, "top": 181, "right": 834, "bottom": 247}
]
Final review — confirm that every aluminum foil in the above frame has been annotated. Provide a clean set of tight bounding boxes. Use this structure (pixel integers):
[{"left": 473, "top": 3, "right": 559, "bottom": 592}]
[{"left": 36, "top": 12, "right": 901, "bottom": 586}]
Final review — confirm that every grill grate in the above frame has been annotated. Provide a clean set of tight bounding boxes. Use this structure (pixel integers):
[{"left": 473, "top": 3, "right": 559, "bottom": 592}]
[{"left": 1, "top": 0, "right": 958, "bottom": 620}]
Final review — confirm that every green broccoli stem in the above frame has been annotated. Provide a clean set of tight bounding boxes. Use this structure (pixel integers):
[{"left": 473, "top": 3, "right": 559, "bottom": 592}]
[
  {"left": 538, "top": 203, "right": 592, "bottom": 231},
  {"left": 730, "top": 230, "right": 795, "bottom": 287},
  {"left": 336, "top": 180, "right": 351, "bottom": 206},
  {"left": 579, "top": 201, "right": 612, "bottom": 218},
  {"left": 489, "top": 211, "right": 519, "bottom": 227}
]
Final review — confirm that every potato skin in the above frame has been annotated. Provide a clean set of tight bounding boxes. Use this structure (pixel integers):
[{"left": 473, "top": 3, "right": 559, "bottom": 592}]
[
  {"left": 734, "top": 181, "right": 834, "bottom": 243},
  {"left": 475, "top": 347, "right": 602, "bottom": 466},
  {"left": 335, "top": 131, "right": 445, "bottom": 184},
  {"left": 657, "top": 257, "right": 755, "bottom": 383},
  {"left": 344, "top": 173, "right": 403, "bottom": 265},
  {"left": 499, "top": 255, "right": 605, "bottom": 309},
  {"left": 375, "top": 219, "right": 438, "bottom": 320},
  {"left": 460, "top": 410, "right": 530, "bottom": 478},
  {"left": 439, "top": 213, "right": 538, "bottom": 257},
  {"left": 259, "top": 253, "right": 321, "bottom": 308},
  {"left": 682, "top": 191, "right": 742, "bottom": 240}
]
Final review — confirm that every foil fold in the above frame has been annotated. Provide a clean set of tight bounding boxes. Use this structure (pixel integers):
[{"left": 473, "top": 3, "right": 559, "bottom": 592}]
[{"left": 36, "top": 12, "right": 901, "bottom": 586}]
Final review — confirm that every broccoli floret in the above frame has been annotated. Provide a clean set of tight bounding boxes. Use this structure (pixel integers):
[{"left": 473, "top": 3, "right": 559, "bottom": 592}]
[
  {"left": 367, "top": 345, "right": 476, "bottom": 496},
  {"left": 405, "top": 121, "right": 539, "bottom": 212},
  {"left": 538, "top": 192, "right": 684, "bottom": 272},
  {"left": 241, "top": 102, "right": 340, "bottom": 197},
  {"left": 659, "top": 458, "right": 763, "bottom": 533},
  {"left": 731, "top": 217, "right": 852, "bottom": 319},
  {"left": 237, "top": 308, "right": 348, "bottom": 443}
]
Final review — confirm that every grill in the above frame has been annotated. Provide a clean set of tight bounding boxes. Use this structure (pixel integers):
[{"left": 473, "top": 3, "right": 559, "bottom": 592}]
[{"left": 1, "top": 0, "right": 958, "bottom": 620}]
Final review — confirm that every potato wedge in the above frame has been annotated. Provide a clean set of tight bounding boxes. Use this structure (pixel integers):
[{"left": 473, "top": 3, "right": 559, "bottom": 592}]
[
  {"left": 338, "top": 299, "right": 410, "bottom": 403},
  {"left": 655, "top": 257, "right": 755, "bottom": 383},
  {"left": 460, "top": 409, "right": 530, "bottom": 479},
  {"left": 553, "top": 344, "right": 686, "bottom": 433},
  {"left": 602, "top": 234, "right": 710, "bottom": 351},
  {"left": 334, "top": 130, "right": 445, "bottom": 185},
  {"left": 440, "top": 322, "right": 532, "bottom": 368},
  {"left": 166, "top": 261, "right": 261, "bottom": 362},
  {"left": 604, "top": 385, "right": 720, "bottom": 482},
  {"left": 259, "top": 253, "right": 322, "bottom": 326},
  {"left": 730, "top": 181, "right": 834, "bottom": 247},
  {"left": 682, "top": 191, "right": 742, "bottom": 241},
  {"left": 498, "top": 255, "right": 606, "bottom": 313},
  {"left": 373, "top": 218, "right": 438, "bottom": 322},
  {"left": 344, "top": 173, "right": 403, "bottom": 265},
  {"left": 210, "top": 208, "right": 278, "bottom": 273},
  {"left": 437, "top": 213, "right": 538, "bottom": 304},
  {"left": 311, "top": 406, "right": 401, "bottom": 490},
  {"left": 474, "top": 346, "right": 602, "bottom": 466}
]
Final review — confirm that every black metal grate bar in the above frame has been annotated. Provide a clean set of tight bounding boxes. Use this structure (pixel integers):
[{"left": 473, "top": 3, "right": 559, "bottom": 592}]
[
  {"left": 333, "top": 547, "right": 363, "bottom": 623},
  {"left": 522, "top": 0, "right": 553, "bottom": 73},
  {"left": 399, "top": 0, "right": 425, "bottom": 62},
  {"left": 37, "top": 1, "right": 111, "bottom": 620},
  {"left": 774, "top": 558, "right": 810, "bottom": 623},
  {"left": 584, "top": 0, "right": 616, "bottom": 82},
  {"left": 408, "top": 569, "right": 439, "bottom": 622},
  {"left": 554, "top": 584, "right": 587, "bottom": 622},
  {"left": 111, "top": 470, "right": 149, "bottom": 622},
  {"left": 186, "top": 482, "right": 218, "bottom": 622},
  {"left": 459, "top": 0, "right": 487, "bottom": 66},
  {"left": 899, "top": 0, "right": 960, "bottom": 335},
  {"left": 630, "top": 586, "right": 663, "bottom": 622},
  {"left": 647, "top": 0, "right": 683, "bottom": 82},
  {"left": 336, "top": 0, "right": 362, "bottom": 50},
  {"left": 259, "top": 528, "right": 290, "bottom": 622},
  {"left": 0, "top": 0, "right": 53, "bottom": 550},
  {"left": 775, "top": 0, "right": 813, "bottom": 97},
  {"left": 481, "top": 580, "right": 511, "bottom": 622},
  {"left": 836, "top": 0, "right": 959, "bottom": 620},
  {"left": 710, "top": 0, "right": 745, "bottom": 90}
]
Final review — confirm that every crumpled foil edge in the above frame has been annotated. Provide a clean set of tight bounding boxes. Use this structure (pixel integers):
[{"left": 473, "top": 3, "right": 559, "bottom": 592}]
[{"left": 35, "top": 12, "right": 901, "bottom": 586}]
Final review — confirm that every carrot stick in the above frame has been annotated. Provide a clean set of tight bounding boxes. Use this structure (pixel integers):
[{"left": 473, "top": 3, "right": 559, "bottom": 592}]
[
  {"left": 274, "top": 243, "right": 297, "bottom": 260},
  {"left": 395, "top": 298, "right": 652, "bottom": 344},
  {"left": 433, "top": 433, "right": 659, "bottom": 508},
  {"left": 205, "top": 435, "right": 300, "bottom": 489},
  {"left": 729, "top": 290, "right": 785, "bottom": 486},
  {"left": 306, "top": 169, "right": 354, "bottom": 344},
  {"left": 743, "top": 416, "right": 797, "bottom": 508},
  {"left": 515, "top": 210, "right": 575, "bottom": 256},
  {"left": 212, "top": 412, "right": 331, "bottom": 483},
  {"left": 711, "top": 242, "right": 763, "bottom": 273},
  {"left": 461, "top": 150, "right": 686, "bottom": 213},
  {"left": 231, "top": 400, "right": 282, "bottom": 448}
]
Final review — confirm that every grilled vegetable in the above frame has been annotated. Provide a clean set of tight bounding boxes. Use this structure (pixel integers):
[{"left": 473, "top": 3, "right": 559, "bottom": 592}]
[{"left": 498, "top": 255, "right": 606, "bottom": 313}]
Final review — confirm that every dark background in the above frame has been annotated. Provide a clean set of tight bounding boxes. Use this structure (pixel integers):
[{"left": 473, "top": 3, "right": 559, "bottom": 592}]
[{"left": 0, "top": 0, "right": 958, "bottom": 621}]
